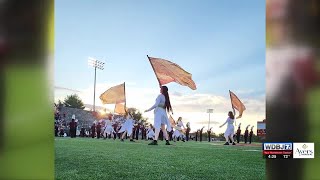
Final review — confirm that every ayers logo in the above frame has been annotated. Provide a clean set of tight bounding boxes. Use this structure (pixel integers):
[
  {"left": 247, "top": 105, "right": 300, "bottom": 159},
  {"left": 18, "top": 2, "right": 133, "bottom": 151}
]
[{"left": 293, "top": 143, "right": 314, "bottom": 159}]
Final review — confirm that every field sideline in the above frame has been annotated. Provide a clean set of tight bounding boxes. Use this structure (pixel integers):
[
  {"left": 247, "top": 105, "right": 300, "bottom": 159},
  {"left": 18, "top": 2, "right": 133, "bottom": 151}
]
[{"left": 55, "top": 138, "right": 265, "bottom": 180}]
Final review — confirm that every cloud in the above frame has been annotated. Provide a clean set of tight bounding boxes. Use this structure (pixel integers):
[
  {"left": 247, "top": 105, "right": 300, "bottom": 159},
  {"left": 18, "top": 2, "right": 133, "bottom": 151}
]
[
  {"left": 172, "top": 91, "right": 183, "bottom": 97},
  {"left": 54, "top": 86, "right": 81, "bottom": 93},
  {"left": 194, "top": 120, "right": 220, "bottom": 125}
]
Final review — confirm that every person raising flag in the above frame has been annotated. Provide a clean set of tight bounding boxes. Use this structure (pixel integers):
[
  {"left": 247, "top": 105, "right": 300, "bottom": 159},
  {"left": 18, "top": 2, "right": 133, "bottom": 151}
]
[
  {"left": 219, "top": 111, "right": 236, "bottom": 145},
  {"left": 144, "top": 86, "right": 172, "bottom": 145}
]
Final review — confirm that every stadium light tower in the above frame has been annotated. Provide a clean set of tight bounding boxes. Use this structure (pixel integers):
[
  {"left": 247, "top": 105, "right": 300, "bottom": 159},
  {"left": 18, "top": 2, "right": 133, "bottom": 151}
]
[
  {"left": 88, "top": 57, "right": 105, "bottom": 112},
  {"left": 207, "top": 109, "right": 214, "bottom": 130}
]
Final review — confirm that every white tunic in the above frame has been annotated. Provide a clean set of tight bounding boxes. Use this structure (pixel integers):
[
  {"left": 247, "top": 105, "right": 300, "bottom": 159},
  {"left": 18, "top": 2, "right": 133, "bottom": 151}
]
[
  {"left": 173, "top": 121, "right": 185, "bottom": 138},
  {"left": 146, "top": 127, "right": 155, "bottom": 139},
  {"left": 175, "top": 121, "right": 185, "bottom": 131},
  {"left": 173, "top": 129, "right": 181, "bottom": 138},
  {"left": 146, "top": 94, "right": 172, "bottom": 130},
  {"left": 221, "top": 117, "right": 235, "bottom": 137},
  {"left": 118, "top": 118, "right": 134, "bottom": 136},
  {"left": 103, "top": 120, "right": 114, "bottom": 135}
]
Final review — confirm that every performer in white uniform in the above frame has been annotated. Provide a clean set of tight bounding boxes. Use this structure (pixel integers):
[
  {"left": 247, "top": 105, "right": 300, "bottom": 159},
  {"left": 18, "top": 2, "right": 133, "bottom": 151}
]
[
  {"left": 219, "top": 111, "right": 236, "bottom": 145},
  {"left": 173, "top": 117, "right": 186, "bottom": 142},
  {"left": 118, "top": 113, "right": 135, "bottom": 142},
  {"left": 75, "top": 119, "right": 80, "bottom": 136},
  {"left": 144, "top": 86, "right": 172, "bottom": 145},
  {"left": 103, "top": 117, "right": 115, "bottom": 139},
  {"left": 146, "top": 124, "right": 155, "bottom": 140}
]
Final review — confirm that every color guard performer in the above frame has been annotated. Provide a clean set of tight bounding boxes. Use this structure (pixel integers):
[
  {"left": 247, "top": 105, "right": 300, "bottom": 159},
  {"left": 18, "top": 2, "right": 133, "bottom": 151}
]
[
  {"left": 172, "top": 117, "right": 186, "bottom": 142},
  {"left": 219, "top": 111, "right": 236, "bottom": 145},
  {"left": 118, "top": 113, "right": 135, "bottom": 142},
  {"left": 144, "top": 86, "right": 172, "bottom": 145},
  {"left": 103, "top": 116, "right": 115, "bottom": 139},
  {"left": 146, "top": 124, "right": 155, "bottom": 140}
]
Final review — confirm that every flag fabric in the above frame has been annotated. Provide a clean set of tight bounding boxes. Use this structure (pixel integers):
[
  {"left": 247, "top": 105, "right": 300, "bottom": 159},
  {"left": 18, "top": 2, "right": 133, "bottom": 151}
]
[
  {"left": 100, "top": 83, "right": 125, "bottom": 104},
  {"left": 169, "top": 115, "right": 176, "bottom": 128},
  {"left": 114, "top": 103, "right": 127, "bottom": 115},
  {"left": 229, "top": 90, "right": 246, "bottom": 119},
  {"left": 148, "top": 56, "right": 197, "bottom": 90}
]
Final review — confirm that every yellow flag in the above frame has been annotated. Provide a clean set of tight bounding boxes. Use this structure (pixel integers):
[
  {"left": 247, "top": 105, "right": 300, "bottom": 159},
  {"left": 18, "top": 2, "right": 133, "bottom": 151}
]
[
  {"left": 229, "top": 90, "right": 246, "bottom": 119},
  {"left": 114, "top": 103, "right": 127, "bottom": 115},
  {"left": 148, "top": 56, "right": 196, "bottom": 90},
  {"left": 100, "top": 83, "right": 125, "bottom": 104}
]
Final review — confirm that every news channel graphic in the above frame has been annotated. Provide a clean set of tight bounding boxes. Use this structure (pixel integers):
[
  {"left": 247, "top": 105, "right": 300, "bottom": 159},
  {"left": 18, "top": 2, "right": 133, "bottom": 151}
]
[
  {"left": 263, "top": 142, "right": 315, "bottom": 159},
  {"left": 263, "top": 142, "right": 293, "bottom": 159},
  {"left": 293, "top": 143, "right": 315, "bottom": 159}
]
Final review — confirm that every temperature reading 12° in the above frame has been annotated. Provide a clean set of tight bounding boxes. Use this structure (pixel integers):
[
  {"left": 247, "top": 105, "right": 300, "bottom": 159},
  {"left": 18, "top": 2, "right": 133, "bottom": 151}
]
[{"left": 283, "top": 155, "right": 290, "bottom": 159}]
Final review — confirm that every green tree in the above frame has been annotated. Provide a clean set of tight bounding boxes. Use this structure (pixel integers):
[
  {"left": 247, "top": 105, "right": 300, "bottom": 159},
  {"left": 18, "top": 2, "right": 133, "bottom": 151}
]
[
  {"left": 211, "top": 133, "right": 217, "bottom": 138},
  {"left": 127, "top": 107, "right": 148, "bottom": 124},
  {"left": 63, "top": 94, "right": 85, "bottom": 109},
  {"left": 218, "top": 133, "right": 225, "bottom": 138}
]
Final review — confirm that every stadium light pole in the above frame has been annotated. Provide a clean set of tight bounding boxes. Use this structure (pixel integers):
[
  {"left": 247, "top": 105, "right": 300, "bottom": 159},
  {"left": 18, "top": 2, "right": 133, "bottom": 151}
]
[
  {"left": 207, "top": 109, "right": 214, "bottom": 130},
  {"left": 88, "top": 57, "right": 104, "bottom": 112}
]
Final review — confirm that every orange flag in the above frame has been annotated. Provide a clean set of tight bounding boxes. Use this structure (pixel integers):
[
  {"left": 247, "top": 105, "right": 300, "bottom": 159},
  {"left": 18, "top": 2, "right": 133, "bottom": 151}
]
[
  {"left": 148, "top": 56, "right": 196, "bottom": 90},
  {"left": 229, "top": 90, "right": 246, "bottom": 119},
  {"left": 114, "top": 103, "right": 127, "bottom": 115},
  {"left": 100, "top": 83, "right": 126, "bottom": 104}
]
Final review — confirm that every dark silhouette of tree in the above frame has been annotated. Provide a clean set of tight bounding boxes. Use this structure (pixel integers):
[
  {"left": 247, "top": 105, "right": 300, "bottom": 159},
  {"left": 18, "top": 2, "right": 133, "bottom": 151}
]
[
  {"left": 127, "top": 108, "right": 148, "bottom": 124},
  {"left": 63, "top": 94, "right": 85, "bottom": 109}
]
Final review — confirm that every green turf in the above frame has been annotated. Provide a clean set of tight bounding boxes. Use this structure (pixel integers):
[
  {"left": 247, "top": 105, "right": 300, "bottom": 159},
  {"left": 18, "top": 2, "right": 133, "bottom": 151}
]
[{"left": 55, "top": 138, "right": 265, "bottom": 180}]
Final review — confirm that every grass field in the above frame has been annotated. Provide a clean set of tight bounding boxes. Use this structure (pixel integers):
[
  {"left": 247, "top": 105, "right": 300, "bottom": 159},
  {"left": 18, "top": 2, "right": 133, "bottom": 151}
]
[{"left": 55, "top": 137, "right": 265, "bottom": 180}]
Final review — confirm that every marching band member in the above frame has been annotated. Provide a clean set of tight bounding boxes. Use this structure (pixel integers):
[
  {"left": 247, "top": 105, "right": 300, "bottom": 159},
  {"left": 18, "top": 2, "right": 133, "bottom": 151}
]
[
  {"left": 236, "top": 123, "right": 242, "bottom": 143},
  {"left": 244, "top": 125, "right": 250, "bottom": 144},
  {"left": 249, "top": 126, "right": 254, "bottom": 144},
  {"left": 186, "top": 122, "right": 191, "bottom": 141},
  {"left": 96, "top": 122, "right": 102, "bottom": 139},
  {"left": 199, "top": 126, "right": 204, "bottom": 142},
  {"left": 195, "top": 129, "right": 199, "bottom": 141},
  {"left": 91, "top": 123, "right": 96, "bottom": 138},
  {"left": 69, "top": 118, "right": 77, "bottom": 138},
  {"left": 207, "top": 127, "right": 213, "bottom": 142}
]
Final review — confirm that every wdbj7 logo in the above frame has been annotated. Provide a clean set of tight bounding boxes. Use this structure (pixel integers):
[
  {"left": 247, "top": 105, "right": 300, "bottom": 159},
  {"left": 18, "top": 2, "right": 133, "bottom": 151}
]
[
  {"left": 263, "top": 143, "right": 292, "bottom": 150},
  {"left": 293, "top": 143, "right": 314, "bottom": 158}
]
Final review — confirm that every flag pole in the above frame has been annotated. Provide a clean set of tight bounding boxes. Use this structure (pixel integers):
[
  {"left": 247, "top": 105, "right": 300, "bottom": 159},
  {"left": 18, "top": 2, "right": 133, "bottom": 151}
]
[
  {"left": 147, "top": 55, "right": 161, "bottom": 88},
  {"left": 229, "top": 90, "right": 236, "bottom": 126},
  {"left": 124, "top": 82, "right": 127, "bottom": 113}
]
